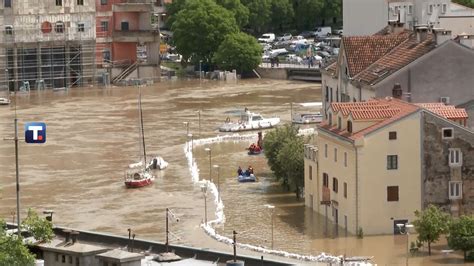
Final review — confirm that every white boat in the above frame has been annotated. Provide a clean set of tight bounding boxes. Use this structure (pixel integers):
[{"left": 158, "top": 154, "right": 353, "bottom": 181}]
[
  {"left": 219, "top": 109, "right": 280, "bottom": 132},
  {"left": 0, "top": 97, "right": 11, "bottom": 105},
  {"left": 292, "top": 113, "right": 323, "bottom": 124},
  {"left": 291, "top": 102, "right": 323, "bottom": 124}
]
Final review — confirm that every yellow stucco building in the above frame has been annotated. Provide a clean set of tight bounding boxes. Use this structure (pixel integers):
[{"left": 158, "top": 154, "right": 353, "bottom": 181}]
[{"left": 304, "top": 98, "right": 469, "bottom": 235}]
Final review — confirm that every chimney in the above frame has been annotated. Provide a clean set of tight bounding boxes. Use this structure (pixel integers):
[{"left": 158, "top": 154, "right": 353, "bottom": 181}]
[
  {"left": 63, "top": 229, "right": 72, "bottom": 243},
  {"left": 392, "top": 83, "right": 403, "bottom": 99},
  {"left": 459, "top": 34, "right": 474, "bottom": 49},
  {"left": 70, "top": 231, "right": 80, "bottom": 244},
  {"left": 415, "top": 25, "right": 429, "bottom": 42},
  {"left": 388, "top": 19, "right": 405, "bottom": 34},
  {"left": 433, "top": 28, "right": 451, "bottom": 45}
]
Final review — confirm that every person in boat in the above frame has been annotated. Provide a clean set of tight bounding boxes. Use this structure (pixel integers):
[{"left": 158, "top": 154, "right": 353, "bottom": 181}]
[
  {"left": 257, "top": 132, "right": 263, "bottom": 149},
  {"left": 248, "top": 165, "right": 254, "bottom": 175},
  {"left": 249, "top": 143, "right": 256, "bottom": 151},
  {"left": 237, "top": 166, "right": 243, "bottom": 176}
]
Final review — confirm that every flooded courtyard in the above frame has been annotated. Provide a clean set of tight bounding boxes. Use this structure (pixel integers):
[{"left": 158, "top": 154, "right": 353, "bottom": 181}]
[{"left": 0, "top": 79, "right": 467, "bottom": 265}]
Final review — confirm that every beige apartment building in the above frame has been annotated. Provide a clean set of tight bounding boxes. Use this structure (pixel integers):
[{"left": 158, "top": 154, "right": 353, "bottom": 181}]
[{"left": 305, "top": 97, "right": 471, "bottom": 235}]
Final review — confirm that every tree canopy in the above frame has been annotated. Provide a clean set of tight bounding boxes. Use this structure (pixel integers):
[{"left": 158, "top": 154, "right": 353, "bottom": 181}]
[
  {"left": 216, "top": 0, "right": 250, "bottom": 29},
  {"left": 448, "top": 215, "right": 474, "bottom": 260},
  {"left": 171, "top": 0, "right": 239, "bottom": 64},
  {"left": 413, "top": 205, "right": 450, "bottom": 256},
  {"left": 453, "top": 0, "right": 474, "bottom": 8},
  {"left": 0, "top": 209, "right": 54, "bottom": 265},
  {"left": 263, "top": 124, "right": 305, "bottom": 197},
  {"left": 213, "top": 32, "right": 262, "bottom": 73}
]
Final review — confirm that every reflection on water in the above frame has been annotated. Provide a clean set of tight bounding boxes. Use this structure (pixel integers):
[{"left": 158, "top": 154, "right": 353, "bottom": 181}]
[{"left": 0, "top": 79, "right": 463, "bottom": 265}]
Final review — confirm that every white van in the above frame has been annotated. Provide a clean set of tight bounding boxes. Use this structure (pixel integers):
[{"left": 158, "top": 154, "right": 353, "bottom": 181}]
[
  {"left": 258, "top": 33, "right": 276, "bottom": 43},
  {"left": 314, "top": 27, "right": 332, "bottom": 38}
]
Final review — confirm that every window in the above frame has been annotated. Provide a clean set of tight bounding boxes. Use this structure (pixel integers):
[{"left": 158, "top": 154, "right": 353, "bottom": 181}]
[
  {"left": 394, "top": 6, "right": 399, "bottom": 15},
  {"left": 56, "top": 0, "right": 62, "bottom": 6},
  {"left": 101, "top": 0, "right": 107, "bottom": 4},
  {"left": 69, "top": 255, "right": 72, "bottom": 263},
  {"left": 442, "top": 128, "right": 453, "bottom": 139},
  {"left": 5, "top": 26, "right": 13, "bottom": 35},
  {"left": 344, "top": 182, "right": 347, "bottom": 198},
  {"left": 324, "top": 144, "right": 328, "bottom": 158},
  {"left": 55, "top": 253, "right": 59, "bottom": 261},
  {"left": 333, "top": 178, "right": 338, "bottom": 193},
  {"left": 387, "top": 155, "right": 398, "bottom": 170},
  {"left": 408, "top": 5, "right": 413, "bottom": 14},
  {"left": 344, "top": 152, "right": 347, "bottom": 167},
  {"left": 77, "top": 0, "right": 84, "bottom": 5},
  {"left": 325, "top": 86, "right": 329, "bottom": 102},
  {"left": 428, "top": 4, "right": 433, "bottom": 14},
  {"left": 62, "top": 255, "right": 66, "bottom": 263},
  {"left": 323, "top": 173, "right": 329, "bottom": 187},
  {"left": 328, "top": 113, "right": 332, "bottom": 126},
  {"left": 387, "top": 186, "right": 399, "bottom": 201},
  {"left": 76, "top": 257, "right": 79, "bottom": 266},
  {"left": 77, "top": 23, "right": 85, "bottom": 32},
  {"left": 389, "top": 131, "right": 397, "bottom": 140},
  {"left": 334, "top": 148, "right": 337, "bottom": 162},
  {"left": 442, "top": 3, "right": 447, "bottom": 14},
  {"left": 4, "top": 0, "right": 11, "bottom": 8},
  {"left": 55, "top": 22, "right": 64, "bottom": 33},
  {"left": 338, "top": 117, "right": 341, "bottom": 130},
  {"left": 330, "top": 88, "right": 333, "bottom": 102},
  {"left": 103, "top": 50, "right": 111, "bottom": 62},
  {"left": 121, "top": 21, "right": 129, "bottom": 31},
  {"left": 309, "top": 165, "right": 312, "bottom": 180},
  {"left": 347, "top": 120, "right": 352, "bottom": 133},
  {"left": 449, "top": 148, "right": 462, "bottom": 167},
  {"left": 101, "top": 21, "right": 109, "bottom": 32},
  {"left": 449, "top": 181, "right": 462, "bottom": 199}
]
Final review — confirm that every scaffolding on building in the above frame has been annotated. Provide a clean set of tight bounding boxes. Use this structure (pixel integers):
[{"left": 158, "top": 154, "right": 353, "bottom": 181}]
[{"left": 0, "top": 24, "right": 98, "bottom": 91}]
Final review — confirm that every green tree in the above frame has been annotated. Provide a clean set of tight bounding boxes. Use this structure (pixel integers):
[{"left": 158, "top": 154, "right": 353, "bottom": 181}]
[
  {"left": 293, "top": 0, "right": 324, "bottom": 31},
  {"left": 276, "top": 136, "right": 304, "bottom": 198},
  {"left": 270, "top": 0, "right": 295, "bottom": 33},
  {"left": 263, "top": 124, "right": 304, "bottom": 197},
  {"left": 22, "top": 209, "right": 54, "bottom": 243},
  {"left": 213, "top": 32, "right": 262, "bottom": 73},
  {"left": 164, "top": 0, "right": 186, "bottom": 29},
  {"left": 0, "top": 220, "right": 35, "bottom": 266},
  {"left": 448, "top": 215, "right": 474, "bottom": 260},
  {"left": 453, "top": 0, "right": 474, "bottom": 8},
  {"left": 241, "top": 0, "right": 272, "bottom": 34},
  {"left": 413, "top": 205, "right": 450, "bottom": 255},
  {"left": 171, "top": 0, "right": 239, "bottom": 65},
  {"left": 216, "top": 0, "right": 250, "bottom": 29},
  {"left": 319, "top": 0, "right": 342, "bottom": 26}
]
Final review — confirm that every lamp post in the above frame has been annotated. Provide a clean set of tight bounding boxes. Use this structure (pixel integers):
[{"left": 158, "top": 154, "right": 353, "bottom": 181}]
[
  {"left": 204, "top": 147, "right": 211, "bottom": 181},
  {"left": 213, "top": 164, "right": 220, "bottom": 201},
  {"left": 199, "top": 60, "right": 203, "bottom": 82},
  {"left": 187, "top": 133, "right": 193, "bottom": 155},
  {"left": 196, "top": 110, "right": 201, "bottom": 137},
  {"left": 264, "top": 204, "right": 275, "bottom": 249},
  {"left": 183, "top": 121, "right": 189, "bottom": 136},
  {"left": 396, "top": 223, "right": 414, "bottom": 266},
  {"left": 200, "top": 184, "right": 208, "bottom": 224}
]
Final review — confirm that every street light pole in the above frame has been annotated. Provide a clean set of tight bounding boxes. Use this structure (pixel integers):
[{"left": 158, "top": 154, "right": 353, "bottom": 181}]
[
  {"left": 187, "top": 133, "right": 193, "bottom": 155},
  {"left": 205, "top": 147, "right": 211, "bottom": 181},
  {"left": 14, "top": 117, "right": 20, "bottom": 228},
  {"left": 201, "top": 185, "right": 208, "bottom": 224},
  {"left": 183, "top": 121, "right": 189, "bottom": 136},
  {"left": 196, "top": 110, "right": 201, "bottom": 137},
  {"left": 213, "top": 165, "right": 220, "bottom": 201},
  {"left": 264, "top": 204, "right": 275, "bottom": 249},
  {"left": 199, "top": 60, "right": 203, "bottom": 82},
  {"left": 397, "top": 223, "right": 414, "bottom": 266}
]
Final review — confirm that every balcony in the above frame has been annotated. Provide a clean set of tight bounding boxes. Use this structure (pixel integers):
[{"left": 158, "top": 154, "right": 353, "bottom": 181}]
[
  {"left": 113, "top": 30, "right": 159, "bottom": 42},
  {"left": 321, "top": 186, "right": 331, "bottom": 205}
]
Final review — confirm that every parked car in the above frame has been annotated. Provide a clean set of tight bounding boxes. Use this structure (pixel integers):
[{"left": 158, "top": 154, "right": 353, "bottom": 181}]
[
  {"left": 285, "top": 54, "right": 303, "bottom": 63},
  {"left": 314, "top": 27, "right": 332, "bottom": 38},
  {"left": 277, "top": 33, "right": 292, "bottom": 41},
  {"left": 300, "top": 31, "right": 316, "bottom": 39},
  {"left": 268, "top": 48, "right": 288, "bottom": 58},
  {"left": 334, "top": 28, "right": 343, "bottom": 36},
  {"left": 258, "top": 33, "right": 276, "bottom": 43}
]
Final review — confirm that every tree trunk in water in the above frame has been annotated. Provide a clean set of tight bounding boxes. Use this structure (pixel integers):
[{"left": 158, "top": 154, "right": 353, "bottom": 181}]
[
  {"left": 295, "top": 187, "right": 300, "bottom": 199},
  {"left": 428, "top": 241, "right": 431, "bottom": 256},
  {"left": 464, "top": 250, "right": 467, "bottom": 261}
]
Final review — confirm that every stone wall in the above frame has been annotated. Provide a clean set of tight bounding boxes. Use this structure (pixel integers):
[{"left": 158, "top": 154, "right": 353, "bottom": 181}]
[
  {"left": 255, "top": 67, "right": 287, "bottom": 80},
  {"left": 422, "top": 112, "right": 474, "bottom": 214}
]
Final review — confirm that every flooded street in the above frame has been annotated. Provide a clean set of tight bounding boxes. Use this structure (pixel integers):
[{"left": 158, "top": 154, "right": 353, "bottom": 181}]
[{"left": 0, "top": 79, "right": 466, "bottom": 265}]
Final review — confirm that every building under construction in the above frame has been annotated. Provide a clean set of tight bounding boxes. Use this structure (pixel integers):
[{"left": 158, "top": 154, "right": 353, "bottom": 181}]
[{"left": 0, "top": 0, "right": 161, "bottom": 91}]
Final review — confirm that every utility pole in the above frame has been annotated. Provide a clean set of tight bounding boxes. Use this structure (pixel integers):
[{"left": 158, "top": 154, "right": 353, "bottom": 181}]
[
  {"left": 14, "top": 117, "right": 20, "bottom": 229},
  {"left": 166, "top": 208, "right": 169, "bottom": 252}
]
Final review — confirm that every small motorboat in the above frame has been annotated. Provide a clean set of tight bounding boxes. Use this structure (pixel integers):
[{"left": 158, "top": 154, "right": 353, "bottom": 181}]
[
  {"left": 124, "top": 169, "right": 155, "bottom": 188},
  {"left": 238, "top": 173, "right": 256, "bottom": 183},
  {"left": 292, "top": 113, "right": 323, "bottom": 124},
  {"left": 219, "top": 108, "right": 280, "bottom": 132},
  {"left": 0, "top": 97, "right": 11, "bottom": 105},
  {"left": 129, "top": 155, "right": 168, "bottom": 170}
]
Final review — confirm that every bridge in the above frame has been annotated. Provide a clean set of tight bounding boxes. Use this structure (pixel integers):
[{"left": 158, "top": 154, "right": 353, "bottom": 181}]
[{"left": 256, "top": 63, "right": 322, "bottom": 82}]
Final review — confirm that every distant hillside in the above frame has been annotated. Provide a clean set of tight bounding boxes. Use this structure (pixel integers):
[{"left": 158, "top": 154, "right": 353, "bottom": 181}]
[{"left": 453, "top": 0, "right": 474, "bottom": 8}]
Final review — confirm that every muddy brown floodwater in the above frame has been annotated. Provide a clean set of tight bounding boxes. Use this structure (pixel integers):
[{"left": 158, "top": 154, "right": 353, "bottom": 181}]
[{"left": 0, "top": 79, "right": 467, "bottom": 265}]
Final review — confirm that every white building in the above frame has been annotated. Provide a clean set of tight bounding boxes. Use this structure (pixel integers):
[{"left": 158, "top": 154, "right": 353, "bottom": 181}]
[{"left": 343, "top": 0, "right": 389, "bottom": 36}]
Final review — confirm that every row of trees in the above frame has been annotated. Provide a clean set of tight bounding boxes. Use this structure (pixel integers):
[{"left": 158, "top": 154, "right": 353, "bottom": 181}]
[
  {"left": 168, "top": 0, "right": 342, "bottom": 35},
  {"left": 453, "top": 0, "right": 474, "bottom": 8},
  {"left": 165, "top": 0, "right": 342, "bottom": 73},
  {"left": 413, "top": 205, "right": 474, "bottom": 260},
  {"left": 0, "top": 209, "right": 54, "bottom": 265},
  {"left": 263, "top": 125, "right": 305, "bottom": 198}
]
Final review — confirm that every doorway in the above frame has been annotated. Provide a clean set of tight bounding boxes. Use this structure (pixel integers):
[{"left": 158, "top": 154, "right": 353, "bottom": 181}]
[
  {"left": 121, "top": 21, "right": 129, "bottom": 31},
  {"left": 393, "top": 219, "right": 408, "bottom": 234}
]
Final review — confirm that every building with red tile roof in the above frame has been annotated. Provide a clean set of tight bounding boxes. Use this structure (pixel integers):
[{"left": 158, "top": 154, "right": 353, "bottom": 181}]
[{"left": 304, "top": 97, "right": 474, "bottom": 235}]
